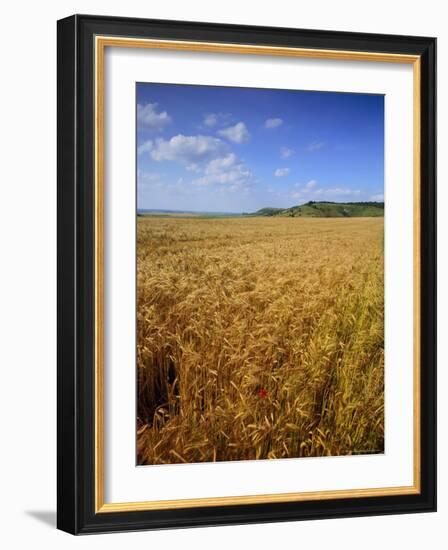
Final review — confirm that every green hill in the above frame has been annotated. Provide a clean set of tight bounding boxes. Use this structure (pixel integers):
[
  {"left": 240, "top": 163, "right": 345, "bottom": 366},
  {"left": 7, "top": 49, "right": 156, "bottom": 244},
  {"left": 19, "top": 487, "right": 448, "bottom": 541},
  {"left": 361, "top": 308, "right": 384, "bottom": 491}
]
[
  {"left": 252, "top": 207, "right": 285, "bottom": 216},
  {"left": 252, "top": 201, "right": 384, "bottom": 218}
]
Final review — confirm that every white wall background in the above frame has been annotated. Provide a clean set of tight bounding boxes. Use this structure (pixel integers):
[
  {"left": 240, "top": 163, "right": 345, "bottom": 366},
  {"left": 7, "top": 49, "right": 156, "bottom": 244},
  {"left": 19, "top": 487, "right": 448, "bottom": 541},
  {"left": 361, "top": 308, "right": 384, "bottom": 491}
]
[{"left": 0, "top": 1, "right": 444, "bottom": 547}]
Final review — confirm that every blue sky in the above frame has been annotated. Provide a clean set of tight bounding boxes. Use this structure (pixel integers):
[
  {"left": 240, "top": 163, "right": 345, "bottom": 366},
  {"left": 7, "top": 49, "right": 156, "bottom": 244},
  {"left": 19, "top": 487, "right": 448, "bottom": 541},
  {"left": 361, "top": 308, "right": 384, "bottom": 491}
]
[{"left": 137, "top": 83, "right": 384, "bottom": 213}]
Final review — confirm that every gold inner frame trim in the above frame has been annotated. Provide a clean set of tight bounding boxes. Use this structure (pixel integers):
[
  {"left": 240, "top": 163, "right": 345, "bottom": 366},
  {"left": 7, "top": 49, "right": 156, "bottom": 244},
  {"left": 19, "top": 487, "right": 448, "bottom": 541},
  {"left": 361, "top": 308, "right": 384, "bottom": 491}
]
[{"left": 94, "top": 35, "right": 421, "bottom": 513}]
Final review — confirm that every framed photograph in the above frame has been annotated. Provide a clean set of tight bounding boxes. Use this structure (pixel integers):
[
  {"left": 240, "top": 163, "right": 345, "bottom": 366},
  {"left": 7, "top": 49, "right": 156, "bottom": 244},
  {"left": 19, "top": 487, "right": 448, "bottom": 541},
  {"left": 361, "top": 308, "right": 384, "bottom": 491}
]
[{"left": 57, "top": 14, "right": 436, "bottom": 534}]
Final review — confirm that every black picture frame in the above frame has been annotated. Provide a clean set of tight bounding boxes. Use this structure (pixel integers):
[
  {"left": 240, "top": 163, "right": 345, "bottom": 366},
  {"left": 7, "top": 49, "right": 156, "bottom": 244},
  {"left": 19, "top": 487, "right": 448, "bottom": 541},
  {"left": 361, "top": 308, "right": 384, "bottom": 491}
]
[{"left": 57, "top": 14, "right": 436, "bottom": 534}]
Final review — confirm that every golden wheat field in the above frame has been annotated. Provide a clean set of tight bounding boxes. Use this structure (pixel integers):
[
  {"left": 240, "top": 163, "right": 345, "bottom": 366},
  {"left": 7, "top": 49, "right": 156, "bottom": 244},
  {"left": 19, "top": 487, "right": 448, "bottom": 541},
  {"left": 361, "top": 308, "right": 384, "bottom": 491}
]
[{"left": 136, "top": 216, "right": 384, "bottom": 465}]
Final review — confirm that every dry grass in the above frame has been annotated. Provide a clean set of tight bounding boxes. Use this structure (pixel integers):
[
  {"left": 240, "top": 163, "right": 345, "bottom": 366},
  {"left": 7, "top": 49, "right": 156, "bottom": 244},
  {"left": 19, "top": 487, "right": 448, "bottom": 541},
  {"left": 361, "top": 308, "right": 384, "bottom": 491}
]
[{"left": 136, "top": 216, "right": 384, "bottom": 464}]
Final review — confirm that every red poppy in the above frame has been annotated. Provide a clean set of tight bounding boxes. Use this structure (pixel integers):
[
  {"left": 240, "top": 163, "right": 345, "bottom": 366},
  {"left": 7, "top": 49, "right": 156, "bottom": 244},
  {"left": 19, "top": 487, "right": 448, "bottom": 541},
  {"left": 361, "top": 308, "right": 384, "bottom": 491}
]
[{"left": 258, "top": 388, "right": 268, "bottom": 399}]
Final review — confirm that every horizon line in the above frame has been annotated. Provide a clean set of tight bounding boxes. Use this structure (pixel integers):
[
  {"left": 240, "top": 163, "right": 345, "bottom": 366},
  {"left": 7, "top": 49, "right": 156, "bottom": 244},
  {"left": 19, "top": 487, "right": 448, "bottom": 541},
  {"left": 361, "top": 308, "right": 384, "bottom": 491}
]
[{"left": 137, "top": 200, "right": 384, "bottom": 215}]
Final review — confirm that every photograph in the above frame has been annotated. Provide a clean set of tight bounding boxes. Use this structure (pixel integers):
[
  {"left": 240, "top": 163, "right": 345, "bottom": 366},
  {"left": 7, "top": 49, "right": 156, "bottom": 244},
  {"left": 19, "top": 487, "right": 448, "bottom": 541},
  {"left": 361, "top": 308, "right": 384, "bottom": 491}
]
[
  {"left": 55, "top": 13, "right": 436, "bottom": 534},
  {"left": 136, "top": 83, "right": 385, "bottom": 465}
]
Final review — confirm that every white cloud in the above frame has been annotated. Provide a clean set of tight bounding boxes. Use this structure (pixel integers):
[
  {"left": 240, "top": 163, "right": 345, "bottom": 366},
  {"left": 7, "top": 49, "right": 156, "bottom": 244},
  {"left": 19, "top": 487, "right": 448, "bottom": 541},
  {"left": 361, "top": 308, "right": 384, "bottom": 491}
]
[
  {"left": 369, "top": 193, "right": 384, "bottom": 201},
  {"left": 322, "top": 187, "right": 361, "bottom": 197},
  {"left": 193, "top": 153, "right": 251, "bottom": 188},
  {"left": 203, "top": 113, "right": 218, "bottom": 127},
  {"left": 137, "top": 170, "right": 162, "bottom": 188},
  {"left": 264, "top": 118, "right": 283, "bottom": 129},
  {"left": 291, "top": 180, "right": 361, "bottom": 200},
  {"left": 137, "top": 140, "right": 153, "bottom": 155},
  {"left": 202, "top": 112, "right": 232, "bottom": 128},
  {"left": 217, "top": 122, "right": 250, "bottom": 144},
  {"left": 149, "top": 134, "right": 227, "bottom": 163},
  {"left": 305, "top": 179, "right": 317, "bottom": 190},
  {"left": 280, "top": 147, "right": 294, "bottom": 159},
  {"left": 137, "top": 103, "right": 171, "bottom": 131},
  {"left": 274, "top": 168, "right": 290, "bottom": 177},
  {"left": 307, "top": 141, "right": 325, "bottom": 151}
]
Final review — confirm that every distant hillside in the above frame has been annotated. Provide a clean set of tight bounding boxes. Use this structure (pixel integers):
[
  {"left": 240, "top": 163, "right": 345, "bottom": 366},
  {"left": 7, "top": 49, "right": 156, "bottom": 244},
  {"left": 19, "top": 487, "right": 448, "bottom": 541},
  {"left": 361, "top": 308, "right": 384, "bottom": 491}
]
[
  {"left": 252, "top": 207, "right": 285, "bottom": 216},
  {"left": 251, "top": 201, "right": 384, "bottom": 218}
]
